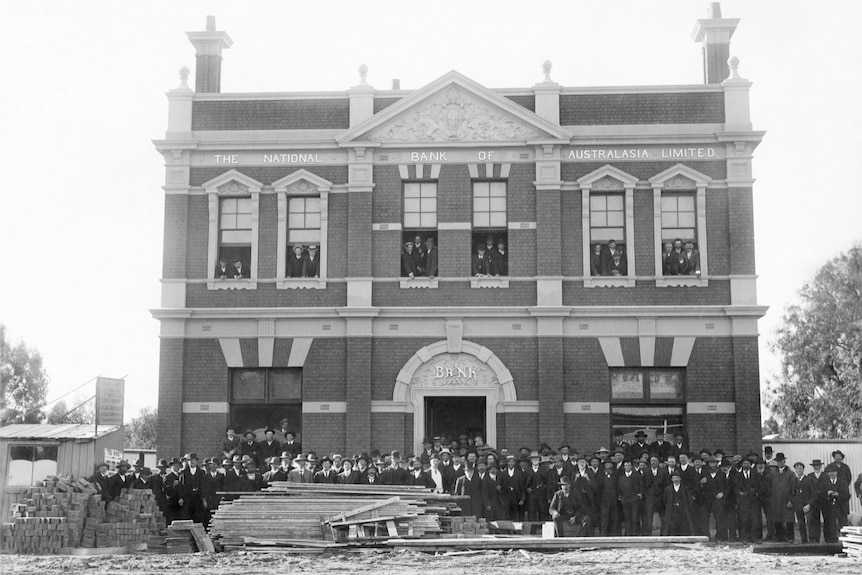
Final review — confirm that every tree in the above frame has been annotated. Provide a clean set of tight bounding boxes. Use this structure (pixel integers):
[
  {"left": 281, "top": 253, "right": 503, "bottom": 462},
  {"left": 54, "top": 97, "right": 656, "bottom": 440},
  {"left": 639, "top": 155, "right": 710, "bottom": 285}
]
[
  {"left": 1, "top": 325, "right": 50, "bottom": 425},
  {"left": 46, "top": 395, "right": 95, "bottom": 425},
  {"left": 125, "top": 406, "right": 157, "bottom": 449},
  {"left": 765, "top": 245, "right": 862, "bottom": 438}
]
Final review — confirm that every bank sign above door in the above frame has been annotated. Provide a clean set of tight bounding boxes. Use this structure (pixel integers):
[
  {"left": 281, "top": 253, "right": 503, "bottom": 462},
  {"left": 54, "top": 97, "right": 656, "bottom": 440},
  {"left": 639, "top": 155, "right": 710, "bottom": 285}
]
[{"left": 411, "top": 353, "right": 499, "bottom": 388}]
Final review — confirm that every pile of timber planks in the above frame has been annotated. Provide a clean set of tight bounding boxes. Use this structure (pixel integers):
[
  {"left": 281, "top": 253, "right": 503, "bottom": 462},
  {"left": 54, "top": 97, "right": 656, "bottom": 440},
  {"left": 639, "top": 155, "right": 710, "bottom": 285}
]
[
  {"left": 388, "top": 535, "right": 710, "bottom": 552},
  {"left": 840, "top": 526, "right": 862, "bottom": 559},
  {"left": 211, "top": 483, "right": 468, "bottom": 551}
]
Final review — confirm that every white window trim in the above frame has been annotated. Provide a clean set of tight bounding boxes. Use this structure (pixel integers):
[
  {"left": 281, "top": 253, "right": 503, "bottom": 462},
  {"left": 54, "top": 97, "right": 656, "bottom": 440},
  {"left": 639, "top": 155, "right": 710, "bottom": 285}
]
[
  {"left": 471, "top": 277, "right": 510, "bottom": 289},
  {"left": 649, "top": 164, "right": 710, "bottom": 288},
  {"left": 204, "top": 169, "right": 263, "bottom": 291},
  {"left": 400, "top": 277, "right": 439, "bottom": 289},
  {"left": 577, "top": 165, "right": 638, "bottom": 288},
  {"left": 272, "top": 169, "right": 331, "bottom": 290}
]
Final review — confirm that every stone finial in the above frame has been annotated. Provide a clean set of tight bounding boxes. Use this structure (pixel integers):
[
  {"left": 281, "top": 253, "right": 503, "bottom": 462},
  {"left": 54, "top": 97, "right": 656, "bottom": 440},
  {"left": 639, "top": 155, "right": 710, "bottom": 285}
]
[
  {"left": 206, "top": 15, "right": 216, "bottom": 32},
  {"left": 727, "top": 56, "right": 740, "bottom": 79},
  {"left": 358, "top": 63, "right": 368, "bottom": 85},
  {"left": 179, "top": 66, "right": 190, "bottom": 89},
  {"left": 542, "top": 60, "right": 553, "bottom": 82}
]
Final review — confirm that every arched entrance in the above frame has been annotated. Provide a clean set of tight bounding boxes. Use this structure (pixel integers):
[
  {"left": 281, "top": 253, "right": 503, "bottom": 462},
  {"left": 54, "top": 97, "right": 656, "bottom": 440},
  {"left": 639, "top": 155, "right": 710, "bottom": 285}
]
[{"left": 393, "top": 341, "right": 516, "bottom": 454}]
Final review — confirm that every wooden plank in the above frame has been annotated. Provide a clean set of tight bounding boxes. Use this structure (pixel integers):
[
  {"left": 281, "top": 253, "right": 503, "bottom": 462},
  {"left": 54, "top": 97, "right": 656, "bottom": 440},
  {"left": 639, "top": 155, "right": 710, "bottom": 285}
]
[
  {"left": 386, "top": 535, "right": 709, "bottom": 550},
  {"left": 386, "top": 521, "right": 398, "bottom": 537},
  {"left": 327, "top": 496, "right": 401, "bottom": 523}
]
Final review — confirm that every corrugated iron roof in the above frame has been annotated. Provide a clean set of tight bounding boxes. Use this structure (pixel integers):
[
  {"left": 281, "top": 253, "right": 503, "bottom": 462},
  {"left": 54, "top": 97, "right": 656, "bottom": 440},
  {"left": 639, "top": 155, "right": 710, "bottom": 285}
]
[{"left": 0, "top": 424, "right": 122, "bottom": 440}]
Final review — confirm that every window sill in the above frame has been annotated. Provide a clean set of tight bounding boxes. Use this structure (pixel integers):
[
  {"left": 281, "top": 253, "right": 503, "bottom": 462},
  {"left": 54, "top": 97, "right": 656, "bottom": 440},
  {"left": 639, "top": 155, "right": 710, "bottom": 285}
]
[
  {"left": 584, "top": 277, "right": 636, "bottom": 288},
  {"left": 656, "top": 276, "right": 708, "bottom": 288},
  {"left": 208, "top": 279, "right": 258, "bottom": 290},
  {"left": 400, "top": 277, "right": 439, "bottom": 289},
  {"left": 277, "top": 278, "right": 327, "bottom": 290},
  {"left": 471, "top": 276, "right": 510, "bottom": 289}
]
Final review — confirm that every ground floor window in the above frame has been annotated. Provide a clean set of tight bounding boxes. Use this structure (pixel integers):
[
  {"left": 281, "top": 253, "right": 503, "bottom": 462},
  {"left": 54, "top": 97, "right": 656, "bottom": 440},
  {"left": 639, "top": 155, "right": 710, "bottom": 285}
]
[
  {"left": 7, "top": 444, "right": 58, "bottom": 486},
  {"left": 230, "top": 368, "right": 302, "bottom": 437},
  {"left": 610, "top": 368, "right": 685, "bottom": 444},
  {"left": 610, "top": 405, "right": 685, "bottom": 445}
]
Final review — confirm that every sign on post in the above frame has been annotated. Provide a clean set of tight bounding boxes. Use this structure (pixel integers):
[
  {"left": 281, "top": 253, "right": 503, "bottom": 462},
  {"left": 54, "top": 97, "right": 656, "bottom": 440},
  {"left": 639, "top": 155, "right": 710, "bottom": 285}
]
[
  {"left": 95, "top": 377, "right": 125, "bottom": 426},
  {"left": 104, "top": 448, "right": 123, "bottom": 467}
]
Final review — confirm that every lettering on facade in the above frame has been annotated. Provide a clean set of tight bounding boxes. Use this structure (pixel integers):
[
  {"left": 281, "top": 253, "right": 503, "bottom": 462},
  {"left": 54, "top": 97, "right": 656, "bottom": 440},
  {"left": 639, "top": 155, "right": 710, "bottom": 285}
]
[
  {"left": 566, "top": 147, "right": 717, "bottom": 160},
  {"left": 410, "top": 353, "right": 498, "bottom": 388},
  {"left": 263, "top": 153, "right": 323, "bottom": 164},
  {"left": 410, "top": 151, "right": 447, "bottom": 162},
  {"left": 214, "top": 154, "right": 239, "bottom": 164}
]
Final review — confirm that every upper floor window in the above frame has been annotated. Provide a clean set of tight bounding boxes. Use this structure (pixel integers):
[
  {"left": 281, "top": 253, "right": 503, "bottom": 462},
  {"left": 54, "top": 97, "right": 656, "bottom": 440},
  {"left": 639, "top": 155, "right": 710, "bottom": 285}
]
[
  {"left": 472, "top": 182, "right": 508, "bottom": 277},
  {"left": 273, "top": 170, "right": 331, "bottom": 288},
  {"left": 216, "top": 197, "right": 252, "bottom": 279},
  {"left": 287, "top": 197, "right": 321, "bottom": 278},
  {"left": 660, "top": 193, "right": 700, "bottom": 276},
  {"left": 589, "top": 193, "right": 626, "bottom": 277},
  {"left": 402, "top": 182, "right": 438, "bottom": 279}
]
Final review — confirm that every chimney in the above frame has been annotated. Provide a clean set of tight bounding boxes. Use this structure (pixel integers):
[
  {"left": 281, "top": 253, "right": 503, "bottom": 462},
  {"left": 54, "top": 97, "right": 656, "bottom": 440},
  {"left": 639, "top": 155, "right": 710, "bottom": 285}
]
[
  {"left": 392, "top": 79, "right": 400, "bottom": 90},
  {"left": 187, "top": 16, "right": 233, "bottom": 93},
  {"left": 691, "top": 2, "right": 739, "bottom": 84}
]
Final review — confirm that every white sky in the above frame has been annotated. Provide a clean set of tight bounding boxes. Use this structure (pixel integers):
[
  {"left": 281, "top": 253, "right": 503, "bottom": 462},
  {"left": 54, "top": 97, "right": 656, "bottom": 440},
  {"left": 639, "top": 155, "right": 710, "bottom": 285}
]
[{"left": 1, "top": 0, "right": 860, "bottom": 422}]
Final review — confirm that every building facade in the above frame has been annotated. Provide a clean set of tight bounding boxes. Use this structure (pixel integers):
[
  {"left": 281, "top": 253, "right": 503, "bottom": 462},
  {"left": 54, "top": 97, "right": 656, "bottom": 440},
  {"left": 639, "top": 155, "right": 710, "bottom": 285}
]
[{"left": 154, "top": 6, "right": 766, "bottom": 459}]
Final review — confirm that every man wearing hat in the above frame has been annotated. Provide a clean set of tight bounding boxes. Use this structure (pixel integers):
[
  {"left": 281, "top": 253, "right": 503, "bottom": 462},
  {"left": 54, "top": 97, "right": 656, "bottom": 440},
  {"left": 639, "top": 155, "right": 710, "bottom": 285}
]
[
  {"left": 733, "top": 457, "right": 762, "bottom": 543},
  {"left": 597, "top": 459, "right": 620, "bottom": 535},
  {"left": 523, "top": 451, "right": 549, "bottom": 521},
  {"left": 313, "top": 457, "right": 339, "bottom": 483},
  {"left": 617, "top": 459, "right": 644, "bottom": 536},
  {"left": 789, "top": 461, "right": 815, "bottom": 543},
  {"left": 662, "top": 469, "right": 694, "bottom": 536},
  {"left": 88, "top": 462, "right": 112, "bottom": 502},
  {"left": 130, "top": 460, "right": 150, "bottom": 490},
  {"left": 642, "top": 454, "right": 668, "bottom": 536},
  {"left": 288, "top": 244, "right": 308, "bottom": 277},
  {"left": 108, "top": 460, "right": 132, "bottom": 500},
  {"left": 262, "top": 456, "right": 282, "bottom": 485},
  {"left": 259, "top": 428, "right": 282, "bottom": 462},
  {"left": 338, "top": 458, "right": 361, "bottom": 484},
  {"left": 242, "top": 461, "right": 265, "bottom": 492},
  {"left": 766, "top": 452, "right": 795, "bottom": 542},
  {"left": 222, "top": 427, "right": 241, "bottom": 461},
  {"left": 179, "top": 453, "right": 205, "bottom": 522},
  {"left": 822, "top": 463, "right": 851, "bottom": 542},
  {"left": 549, "top": 476, "right": 592, "bottom": 537},
  {"left": 380, "top": 451, "right": 409, "bottom": 486},
  {"left": 152, "top": 459, "right": 168, "bottom": 512},
  {"left": 163, "top": 458, "right": 183, "bottom": 525},
  {"left": 361, "top": 464, "right": 379, "bottom": 485},
  {"left": 407, "top": 458, "right": 433, "bottom": 488},
  {"left": 281, "top": 430, "right": 301, "bottom": 458},
  {"left": 499, "top": 454, "right": 525, "bottom": 520},
  {"left": 454, "top": 463, "right": 483, "bottom": 517},
  {"left": 222, "top": 455, "right": 245, "bottom": 501},
  {"left": 629, "top": 430, "right": 650, "bottom": 460},
  {"left": 806, "top": 458, "right": 828, "bottom": 542},
  {"left": 200, "top": 458, "right": 224, "bottom": 528},
  {"left": 239, "top": 430, "right": 260, "bottom": 467},
  {"left": 698, "top": 455, "right": 728, "bottom": 541},
  {"left": 831, "top": 450, "right": 853, "bottom": 486},
  {"left": 650, "top": 432, "right": 672, "bottom": 463},
  {"left": 288, "top": 454, "right": 313, "bottom": 483},
  {"left": 305, "top": 244, "right": 320, "bottom": 278}
]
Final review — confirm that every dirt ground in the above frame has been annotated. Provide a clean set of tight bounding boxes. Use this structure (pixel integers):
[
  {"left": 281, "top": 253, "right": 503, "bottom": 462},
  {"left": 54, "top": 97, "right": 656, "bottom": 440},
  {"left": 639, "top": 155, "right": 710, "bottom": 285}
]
[{"left": 2, "top": 544, "right": 859, "bottom": 575}]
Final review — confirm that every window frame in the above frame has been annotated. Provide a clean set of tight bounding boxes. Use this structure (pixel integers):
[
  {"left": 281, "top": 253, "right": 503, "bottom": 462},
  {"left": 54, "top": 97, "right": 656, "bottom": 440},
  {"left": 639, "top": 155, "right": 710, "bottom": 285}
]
[
  {"left": 401, "top": 181, "right": 439, "bottom": 289},
  {"left": 6, "top": 442, "right": 60, "bottom": 487},
  {"left": 273, "top": 170, "right": 331, "bottom": 290},
  {"left": 577, "top": 166, "right": 638, "bottom": 287},
  {"left": 609, "top": 368, "right": 687, "bottom": 404},
  {"left": 469, "top": 180, "right": 510, "bottom": 289},
  {"left": 205, "top": 170, "right": 263, "bottom": 290},
  {"left": 229, "top": 367, "right": 303, "bottom": 404},
  {"left": 649, "top": 165, "right": 710, "bottom": 287}
]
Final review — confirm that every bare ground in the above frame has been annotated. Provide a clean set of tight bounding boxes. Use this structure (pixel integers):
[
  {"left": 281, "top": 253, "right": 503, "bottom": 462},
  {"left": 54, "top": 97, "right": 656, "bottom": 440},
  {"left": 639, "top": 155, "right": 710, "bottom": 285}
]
[{"left": 2, "top": 544, "right": 859, "bottom": 575}]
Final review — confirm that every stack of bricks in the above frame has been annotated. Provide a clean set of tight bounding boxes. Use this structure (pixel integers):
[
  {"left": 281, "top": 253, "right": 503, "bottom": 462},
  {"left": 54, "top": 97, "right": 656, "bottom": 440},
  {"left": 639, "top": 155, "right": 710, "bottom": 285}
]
[
  {"left": 438, "top": 515, "right": 489, "bottom": 537},
  {"left": 2, "top": 474, "right": 166, "bottom": 553}
]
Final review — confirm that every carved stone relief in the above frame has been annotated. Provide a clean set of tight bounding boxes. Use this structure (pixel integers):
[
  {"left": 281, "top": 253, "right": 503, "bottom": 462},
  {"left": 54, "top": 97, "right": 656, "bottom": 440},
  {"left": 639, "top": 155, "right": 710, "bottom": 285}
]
[
  {"left": 662, "top": 175, "right": 696, "bottom": 190},
  {"left": 591, "top": 176, "right": 625, "bottom": 191},
  {"left": 218, "top": 180, "right": 249, "bottom": 195},
  {"left": 368, "top": 87, "right": 542, "bottom": 143},
  {"left": 285, "top": 180, "right": 318, "bottom": 196},
  {"left": 411, "top": 353, "right": 498, "bottom": 388}
]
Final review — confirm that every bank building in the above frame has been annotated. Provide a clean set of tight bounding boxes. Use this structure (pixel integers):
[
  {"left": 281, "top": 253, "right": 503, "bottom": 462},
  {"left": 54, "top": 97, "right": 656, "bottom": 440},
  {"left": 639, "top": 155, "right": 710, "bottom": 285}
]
[{"left": 153, "top": 4, "right": 766, "bottom": 459}]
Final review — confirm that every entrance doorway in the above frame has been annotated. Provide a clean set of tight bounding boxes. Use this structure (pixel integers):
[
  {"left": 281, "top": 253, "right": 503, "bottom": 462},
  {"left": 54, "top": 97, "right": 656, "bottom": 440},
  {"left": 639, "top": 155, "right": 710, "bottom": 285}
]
[{"left": 424, "top": 396, "right": 486, "bottom": 441}]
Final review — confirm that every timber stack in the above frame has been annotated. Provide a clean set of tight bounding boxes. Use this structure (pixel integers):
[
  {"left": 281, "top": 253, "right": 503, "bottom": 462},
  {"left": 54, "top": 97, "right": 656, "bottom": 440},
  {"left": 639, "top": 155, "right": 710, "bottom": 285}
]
[
  {"left": 210, "top": 483, "right": 468, "bottom": 552},
  {"left": 841, "top": 526, "right": 862, "bottom": 559},
  {"left": 1, "top": 474, "right": 165, "bottom": 554}
]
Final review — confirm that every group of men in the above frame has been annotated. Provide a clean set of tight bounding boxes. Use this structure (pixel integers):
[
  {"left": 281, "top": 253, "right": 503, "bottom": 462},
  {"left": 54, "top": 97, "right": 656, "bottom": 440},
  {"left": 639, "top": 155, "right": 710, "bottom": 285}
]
[
  {"left": 662, "top": 238, "right": 701, "bottom": 276},
  {"left": 589, "top": 240, "right": 627, "bottom": 276},
  {"left": 286, "top": 243, "right": 320, "bottom": 278},
  {"left": 214, "top": 256, "right": 249, "bottom": 279},
  {"left": 91, "top": 426, "right": 860, "bottom": 542},
  {"left": 401, "top": 235, "right": 439, "bottom": 278},
  {"left": 471, "top": 236, "right": 508, "bottom": 277}
]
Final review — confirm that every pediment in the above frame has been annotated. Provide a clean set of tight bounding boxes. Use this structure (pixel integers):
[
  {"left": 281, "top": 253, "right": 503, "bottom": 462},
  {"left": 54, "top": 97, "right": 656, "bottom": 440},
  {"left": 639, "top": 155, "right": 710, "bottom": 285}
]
[
  {"left": 271, "top": 169, "right": 332, "bottom": 195},
  {"left": 202, "top": 169, "right": 263, "bottom": 194},
  {"left": 577, "top": 164, "right": 639, "bottom": 190},
  {"left": 337, "top": 71, "right": 571, "bottom": 145},
  {"left": 649, "top": 164, "right": 711, "bottom": 188}
]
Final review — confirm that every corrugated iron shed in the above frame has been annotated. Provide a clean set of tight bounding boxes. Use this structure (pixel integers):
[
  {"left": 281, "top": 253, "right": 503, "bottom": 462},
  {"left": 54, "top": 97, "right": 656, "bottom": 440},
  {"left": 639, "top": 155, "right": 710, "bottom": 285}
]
[{"left": 0, "top": 424, "right": 121, "bottom": 441}]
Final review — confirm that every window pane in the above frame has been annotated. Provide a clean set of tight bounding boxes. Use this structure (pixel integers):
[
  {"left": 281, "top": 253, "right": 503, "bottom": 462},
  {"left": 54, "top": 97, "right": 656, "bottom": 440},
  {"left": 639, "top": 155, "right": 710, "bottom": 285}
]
[
  {"left": 678, "top": 213, "right": 695, "bottom": 228},
  {"left": 607, "top": 212, "right": 625, "bottom": 227},
  {"left": 490, "top": 182, "right": 506, "bottom": 197},
  {"left": 649, "top": 371, "right": 684, "bottom": 400},
  {"left": 606, "top": 195, "right": 624, "bottom": 210},
  {"left": 236, "top": 198, "right": 252, "bottom": 213},
  {"left": 474, "top": 197, "right": 490, "bottom": 212},
  {"left": 404, "top": 214, "right": 420, "bottom": 228},
  {"left": 289, "top": 230, "right": 319, "bottom": 244},
  {"left": 222, "top": 230, "right": 252, "bottom": 244},
  {"left": 422, "top": 198, "right": 437, "bottom": 213},
  {"left": 270, "top": 369, "right": 302, "bottom": 399},
  {"left": 235, "top": 214, "right": 252, "bottom": 229},
  {"left": 288, "top": 213, "right": 306, "bottom": 229},
  {"left": 420, "top": 214, "right": 437, "bottom": 228},
  {"left": 232, "top": 370, "right": 265, "bottom": 400},
  {"left": 611, "top": 406, "right": 685, "bottom": 444},
  {"left": 305, "top": 198, "right": 321, "bottom": 213},
  {"left": 489, "top": 197, "right": 506, "bottom": 212},
  {"left": 677, "top": 196, "right": 695, "bottom": 211},
  {"left": 220, "top": 214, "right": 236, "bottom": 229},
  {"left": 591, "top": 228, "right": 622, "bottom": 242},
  {"left": 590, "top": 196, "right": 607, "bottom": 211},
  {"left": 221, "top": 198, "right": 237, "bottom": 214},
  {"left": 474, "top": 213, "right": 490, "bottom": 227},
  {"left": 473, "top": 182, "right": 489, "bottom": 197},
  {"left": 660, "top": 196, "right": 677, "bottom": 212},
  {"left": 404, "top": 183, "right": 420, "bottom": 198},
  {"left": 306, "top": 213, "right": 320, "bottom": 228},
  {"left": 661, "top": 213, "right": 678, "bottom": 228},
  {"left": 489, "top": 213, "right": 507, "bottom": 227},
  {"left": 611, "top": 371, "right": 644, "bottom": 399},
  {"left": 420, "top": 183, "right": 437, "bottom": 197},
  {"left": 591, "top": 212, "right": 607, "bottom": 227}
]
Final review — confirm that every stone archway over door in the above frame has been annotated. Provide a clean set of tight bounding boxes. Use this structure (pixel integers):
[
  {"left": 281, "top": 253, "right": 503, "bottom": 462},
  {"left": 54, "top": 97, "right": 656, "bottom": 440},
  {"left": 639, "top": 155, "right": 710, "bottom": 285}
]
[{"left": 393, "top": 341, "right": 516, "bottom": 454}]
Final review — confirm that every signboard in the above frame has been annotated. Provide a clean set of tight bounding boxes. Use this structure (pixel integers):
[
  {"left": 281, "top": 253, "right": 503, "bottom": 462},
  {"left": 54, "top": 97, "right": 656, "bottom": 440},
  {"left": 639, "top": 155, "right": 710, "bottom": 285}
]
[
  {"left": 95, "top": 377, "right": 125, "bottom": 426},
  {"left": 104, "top": 448, "right": 123, "bottom": 467},
  {"left": 611, "top": 372, "right": 644, "bottom": 399}
]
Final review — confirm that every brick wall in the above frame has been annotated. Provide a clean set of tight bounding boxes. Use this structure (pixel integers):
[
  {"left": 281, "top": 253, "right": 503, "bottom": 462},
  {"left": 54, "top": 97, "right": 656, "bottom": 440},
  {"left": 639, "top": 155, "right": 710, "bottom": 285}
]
[
  {"left": 371, "top": 165, "right": 402, "bottom": 223},
  {"left": 500, "top": 413, "right": 538, "bottom": 451},
  {"left": 371, "top": 281, "right": 537, "bottom": 307},
  {"left": 158, "top": 339, "right": 185, "bottom": 458},
  {"left": 687, "top": 414, "right": 736, "bottom": 454},
  {"left": 565, "top": 414, "right": 610, "bottom": 453},
  {"left": 732, "top": 336, "right": 762, "bottom": 454},
  {"left": 345, "top": 337, "right": 372, "bottom": 455},
  {"left": 438, "top": 164, "right": 471, "bottom": 221},
  {"left": 563, "top": 338, "right": 609, "bottom": 402},
  {"left": 559, "top": 92, "right": 724, "bottom": 125},
  {"left": 633, "top": 191, "right": 655, "bottom": 275},
  {"left": 538, "top": 337, "right": 564, "bottom": 446},
  {"left": 505, "top": 94, "right": 536, "bottom": 112},
  {"left": 469, "top": 338, "right": 539, "bottom": 401},
  {"left": 728, "top": 187, "right": 756, "bottom": 275},
  {"left": 191, "top": 99, "right": 350, "bottom": 130},
  {"left": 182, "top": 339, "right": 229, "bottom": 402},
  {"left": 348, "top": 191, "right": 372, "bottom": 277},
  {"left": 373, "top": 97, "right": 402, "bottom": 113},
  {"left": 194, "top": 54, "right": 221, "bottom": 93},
  {"left": 302, "top": 414, "right": 346, "bottom": 456},
  {"left": 686, "top": 338, "right": 736, "bottom": 403},
  {"left": 371, "top": 338, "right": 437, "bottom": 400},
  {"left": 371, "top": 413, "right": 411, "bottom": 455},
  {"left": 706, "top": 188, "right": 730, "bottom": 276},
  {"left": 181, "top": 414, "right": 227, "bottom": 458},
  {"left": 162, "top": 196, "right": 188, "bottom": 278},
  {"left": 302, "top": 339, "right": 346, "bottom": 401},
  {"left": 562, "top": 280, "right": 731, "bottom": 306}
]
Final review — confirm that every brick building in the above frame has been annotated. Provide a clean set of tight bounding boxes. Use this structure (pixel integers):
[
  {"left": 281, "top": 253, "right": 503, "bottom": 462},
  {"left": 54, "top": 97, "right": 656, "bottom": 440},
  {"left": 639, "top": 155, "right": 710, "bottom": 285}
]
[{"left": 153, "top": 5, "right": 766, "bottom": 459}]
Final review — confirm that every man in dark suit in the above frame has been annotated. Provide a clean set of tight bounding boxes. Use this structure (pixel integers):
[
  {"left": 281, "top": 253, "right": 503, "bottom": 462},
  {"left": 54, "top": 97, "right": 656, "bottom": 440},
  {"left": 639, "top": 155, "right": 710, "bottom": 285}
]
[
  {"left": 499, "top": 455, "right": 525, "bottom": 520},
  {"left": 733, "top": 458, "right": 762, "bottom": 542},
  {"left": 822, "top": 463, "right": 851, "bottom": 542},
  {"left": 471, "top": 243, "right": 492, "bottom": 276},
  {"left": 231, "top": 257, "right": 250, "bottom": 279},
  {"left": 241, "top": 462, "right": 266, "bottom": 492},
  {"left": 412, "top": 234, "right": 427, "bottom": 275},
  {"left": 524, "top": 452, "right": 549, "bottom": 521},
  {"left": 406, "top": 459, "right": 434, "bottom": 488},
  {"left": 305, "top": 245, "right": 320, "bottom": 277},
  {"left": 201, "top": 458, "right": 224, "bottom": 528},
  {"left": 790, "top": 461, "right": 815, "bottom": 543},
  {"left": 831, "top": 450, "right": 853, "bottom": 487},
  {"left": 281, "top": 431, "right": 302, "bottom": 458},
  {"left": 454, "top": 464, "right": 483, "bottom": 518},
  {"left": 661, "top": 242, "right": 673, "bottom": 275},
  {"left": 401, "top": 241, "right": 418, "bottom": 277},
  {"left": 600, "top": 239, "right": 624, "bottom": 274},
  {"left": 258, "top": 428, "right": 282, "bottom": 462},
  {"left": 163, "top": 458, "right": 183, "bottom": 525},
  {"left": 590, "top": 243, "right": 604, "bottom": 276},
  {"left": 239, "top": 430, "right": 260, "bottom": 468},
  {"left": 108, "top": 460, "right": 132, "bottom": 500},
  {"left": 546, "top": 455, "right": 571, "bottom": 508},
  {"left": 442, "top": 451, "right": 465, "bottom": 494},
  {"left": 651, "top": 432, "right": 673, "bottom": 463},
  {"left": 222, "top": 456, "right": 245, "bottom": 501},
  {"left": 662, "top": 469, "right": 695, "bottom": 535},
  {"left": 604, "top": 251, "right": 627, "bottom": 276},
  {"left": 313, "top": 457, "right": 339, "bottom": 483},
  {"left": 379, "top": 451, "right": 409, "bottom": 486},
  {"left": 683, "top": 241, "right": 701, "bottom": 275},
  {"left": 88, "top": 462, "right": 111, "bottom": 501},
  {"left": 491, "top": 238, "right": 508, "bottom": 276},
  {"left": 642, "top": 454, "right": 669, "bottom": 535},
  {"left": 129, "top": 460, "right": 150, "bottom": 490},
  {"left": 617, "top": 460, "right": 644, "bottom": 536},
  {"left": 549, "top": 476, "right": 592, "bottom": 537},
  {"left": 628, "top": 431, "right": 650, "bottom": 461},
  {"left": 700, "top": 456, "right": 730, "bottom": 541},
  {"left": 360, "top": 465, "right": 380, "bottom": 485},
  {"left": 215, "top": 256, "right": 231, "bottom": 279},
  {"left": 287, "top": 244, "right": 307, "bottom": 277},
  {"left": 598, "top": 460, "right": 620, "bottom": 536},
  {"left": 424, "top": 237, "right": 439, "bottom": 277},
  {"left": 338, "top": 459, "right": 361, "bottom": 484},
  {"left": 179, "top": 453, "right": 205, "bottom": 523},
  {"left": 807, "top": 458, "right": 829, "bottom": 542}
]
